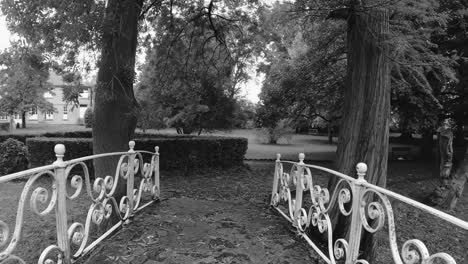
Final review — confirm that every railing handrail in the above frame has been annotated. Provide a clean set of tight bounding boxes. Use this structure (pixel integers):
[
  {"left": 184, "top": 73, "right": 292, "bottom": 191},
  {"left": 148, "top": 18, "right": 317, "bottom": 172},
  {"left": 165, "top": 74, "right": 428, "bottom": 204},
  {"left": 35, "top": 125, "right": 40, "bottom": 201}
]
[
  {"left": 278, "top": 158, "right": 468, "bottom": 231},
  {"left": 0, "top": 150, "right": 158, "bottom": 184},
  {"left": 280, "top": 160, "right": 356, "bottom": 182},
  {"left": 0, "top": 164, "right": 58, "bottom": 183},
  {"left": 361, "top": 182, "right": 468, "bottom": 230},
  {"left": 271, "top": 153, "right": 468, "bottom": 264},
  {"left": 64, "top": 150, "right": 157, "bottom": 165},
  {"left": 0, "top": 141, "right": 161, "bottom": 264}
]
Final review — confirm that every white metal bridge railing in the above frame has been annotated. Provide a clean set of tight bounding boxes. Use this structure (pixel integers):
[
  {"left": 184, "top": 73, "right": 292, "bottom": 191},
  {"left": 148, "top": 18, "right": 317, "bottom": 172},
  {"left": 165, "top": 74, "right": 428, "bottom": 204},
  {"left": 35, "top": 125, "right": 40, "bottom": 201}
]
[
  {"left": 270, "top": 153, "right": 468, "bottom": 264},
  {"left": 0, "top": 141, "right": 160, "bottom": 264}
]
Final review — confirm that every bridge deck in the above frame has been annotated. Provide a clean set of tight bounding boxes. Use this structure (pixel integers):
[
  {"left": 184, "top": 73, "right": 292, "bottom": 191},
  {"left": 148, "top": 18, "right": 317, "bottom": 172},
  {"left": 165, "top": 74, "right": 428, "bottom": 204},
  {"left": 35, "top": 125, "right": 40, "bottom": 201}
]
[{"left": 83, "top": 197, "right": 320, "bottom": 264}]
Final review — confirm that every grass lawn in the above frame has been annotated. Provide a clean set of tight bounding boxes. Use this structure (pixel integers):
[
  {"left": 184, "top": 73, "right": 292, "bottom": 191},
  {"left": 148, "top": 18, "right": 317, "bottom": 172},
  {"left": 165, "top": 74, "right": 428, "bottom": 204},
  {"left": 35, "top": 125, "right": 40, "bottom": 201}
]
[
  {"left": 2, "top": 125, "right": 421, "bottom": 162},
  {"left": 0, "top": 161, "right": 467, "bottom": 263}
]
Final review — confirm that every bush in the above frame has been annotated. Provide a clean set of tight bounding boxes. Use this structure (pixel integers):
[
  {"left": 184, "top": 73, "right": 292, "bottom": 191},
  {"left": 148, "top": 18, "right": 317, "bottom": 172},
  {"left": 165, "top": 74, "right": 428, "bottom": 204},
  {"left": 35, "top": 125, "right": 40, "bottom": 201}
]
[
  {"left": 0, "top": 122, "right": 9, "bottom": 132},
  {"left": 0, "top": 134, "right": 31, "bottom": 144},
  {"left": 256, "top": 119, "right": 294, "bottom": 144},
  {"left": 84, "top": 108, "right": 93, "bottom": 128},
  {"left": 26, "top": 136, "right": 248, "bottom": 171},
  {"left": 0, "top": 138, "right": 29, "bottom": 176}
]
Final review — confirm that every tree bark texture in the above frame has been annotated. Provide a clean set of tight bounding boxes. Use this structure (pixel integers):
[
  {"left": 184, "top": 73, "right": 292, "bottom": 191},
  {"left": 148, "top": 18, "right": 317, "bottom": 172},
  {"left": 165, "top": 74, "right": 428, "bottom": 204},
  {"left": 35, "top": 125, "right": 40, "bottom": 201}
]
[
  {"left": 327, "top": 123, "right": 333, "bottom": 144},
  {"left": 428, "top": 145, "right": 468, "bottom": 210},
  {"left": 93, "top": 0, "right": 144, "bottom": 179},
  {"left": 438, "top": 128, "right": 453, "bottom": 186},
  {"left": 327, "top": 8, "right": 390, "bottom": 262},
  {"left": 21, "top": 111, "right": 26, "bottom": 128},
  {"left": 447, "top": 147, "right": 468, "bottom": 209}
]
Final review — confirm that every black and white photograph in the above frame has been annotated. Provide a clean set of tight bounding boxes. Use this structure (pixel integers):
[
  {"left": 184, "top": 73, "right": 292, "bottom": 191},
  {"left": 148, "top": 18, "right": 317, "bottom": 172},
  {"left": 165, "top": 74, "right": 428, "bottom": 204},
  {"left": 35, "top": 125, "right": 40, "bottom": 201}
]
[{"left": 0, "top": 0, "right": 467, "bottom": 263}]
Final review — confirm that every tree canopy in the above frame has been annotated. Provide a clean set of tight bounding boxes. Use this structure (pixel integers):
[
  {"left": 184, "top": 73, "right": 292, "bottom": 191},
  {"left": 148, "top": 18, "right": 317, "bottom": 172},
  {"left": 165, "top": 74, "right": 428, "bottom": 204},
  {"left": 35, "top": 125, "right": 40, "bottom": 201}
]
[
  {"left": 0, "top": 43, "right": 54, "bottom": 127},
  {"left": 137, "top": 0, "right": 262, "bottom": 134}
]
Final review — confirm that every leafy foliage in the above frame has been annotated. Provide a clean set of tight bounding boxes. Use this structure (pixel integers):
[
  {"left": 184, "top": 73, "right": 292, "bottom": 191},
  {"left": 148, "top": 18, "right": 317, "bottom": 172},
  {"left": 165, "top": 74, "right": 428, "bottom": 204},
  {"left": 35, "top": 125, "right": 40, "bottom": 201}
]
[
  {"left": 255, "top": 3, "right": 344, "bottom": 136},
  {"left": 84, "top": 108, "right": 93, "bottom": 128},
  {"left": 0, "top": 43, "right": 54, "bottom": 126},
  {"left": 258, "top": 0, "right": 464, "bottom": 136},
  {"left": 138, "top": 1, "right": 261, "bottom": 134},
  {"left": 0, "top": 138, "right": 29, "bottom": 175}
]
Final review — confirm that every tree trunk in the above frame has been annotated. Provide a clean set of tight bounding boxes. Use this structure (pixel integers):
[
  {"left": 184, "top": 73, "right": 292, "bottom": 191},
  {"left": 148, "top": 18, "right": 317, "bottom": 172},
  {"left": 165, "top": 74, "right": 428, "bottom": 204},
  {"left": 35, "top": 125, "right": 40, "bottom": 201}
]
[
  {"left": 428, "top": 146, "right": 468, "bottom": 209},
  {"left": 454, "top": 112, "right": 466, "bottom": 146},
  {"left": 327, "top": 122, "right": 333, "bottom": 144},
  {"left": 328, "top": 7, "right": 390, "bottom": 262},
  {"left": 21, "top": 112, "right": 26, "bottom": 128},
  {"left": 93, "top": 0, "right": 144, "bottom": 181},
  {"left": 438, "top": 128, "right": 454, "bottom": 186},
  {"left": 447, "top": 147, "right": 468, "bottom": 209}
]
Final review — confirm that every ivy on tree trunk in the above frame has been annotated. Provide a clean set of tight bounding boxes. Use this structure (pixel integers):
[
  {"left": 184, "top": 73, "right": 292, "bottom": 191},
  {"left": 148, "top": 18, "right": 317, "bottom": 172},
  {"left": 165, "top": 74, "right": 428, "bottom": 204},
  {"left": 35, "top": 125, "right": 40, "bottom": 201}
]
[{"left": 93, "top": 0, "right": 144, "bottom": 183}]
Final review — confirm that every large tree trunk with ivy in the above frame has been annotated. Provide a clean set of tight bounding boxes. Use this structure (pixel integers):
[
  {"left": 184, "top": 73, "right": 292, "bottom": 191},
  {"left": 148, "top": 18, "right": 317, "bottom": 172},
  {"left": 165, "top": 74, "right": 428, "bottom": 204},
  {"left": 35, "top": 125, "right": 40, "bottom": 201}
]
[
  {"left": 327, "top": 7, "right": 390, "bottom": 262},
  {"left": 93, "top": 0, "right": 143, "bottom": 181}
]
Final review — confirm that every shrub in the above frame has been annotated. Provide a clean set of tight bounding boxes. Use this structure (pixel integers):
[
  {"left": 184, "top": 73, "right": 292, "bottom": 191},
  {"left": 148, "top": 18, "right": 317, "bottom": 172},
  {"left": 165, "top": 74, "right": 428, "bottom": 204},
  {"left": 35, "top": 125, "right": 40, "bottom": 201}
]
[
  {"left": 26, "top": 136, "right": 248, "bottom": 171},
  {"left": 0, "top": 122, "right": 9, "bottom": 132},
  {"left": 256, "top": 119, "right": 294, "bottom": 144},
  {"left": 84, "top": 108, "right": 93, "bottom": 128},
  {"left": 0, "top": 138, "right": 29, "bottom": 176},
  {"left": 0, "top": 134, "right": 31, "bottom": 144}
]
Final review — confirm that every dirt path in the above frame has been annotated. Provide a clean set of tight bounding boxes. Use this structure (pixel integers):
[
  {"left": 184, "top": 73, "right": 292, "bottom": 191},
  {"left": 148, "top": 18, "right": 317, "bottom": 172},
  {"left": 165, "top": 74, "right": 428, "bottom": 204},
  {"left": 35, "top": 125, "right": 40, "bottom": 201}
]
[{"left": 83, "top": 198, "right": 320, "bottom": 264}]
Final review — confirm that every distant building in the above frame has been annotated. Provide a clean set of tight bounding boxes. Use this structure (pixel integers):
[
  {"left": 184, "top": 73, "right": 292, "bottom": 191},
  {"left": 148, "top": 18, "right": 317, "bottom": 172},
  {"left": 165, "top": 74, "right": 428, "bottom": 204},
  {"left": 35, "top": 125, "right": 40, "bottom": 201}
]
[{"left": 0, "top": 72, "right": 94, "bottom": 126}]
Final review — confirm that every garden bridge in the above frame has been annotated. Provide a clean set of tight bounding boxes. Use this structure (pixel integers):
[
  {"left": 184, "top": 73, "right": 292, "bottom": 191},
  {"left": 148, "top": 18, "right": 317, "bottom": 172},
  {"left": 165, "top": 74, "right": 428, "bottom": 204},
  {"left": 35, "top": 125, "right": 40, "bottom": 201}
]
[{"left": 0, "top": 142, "right": 467, "bottom": 264}]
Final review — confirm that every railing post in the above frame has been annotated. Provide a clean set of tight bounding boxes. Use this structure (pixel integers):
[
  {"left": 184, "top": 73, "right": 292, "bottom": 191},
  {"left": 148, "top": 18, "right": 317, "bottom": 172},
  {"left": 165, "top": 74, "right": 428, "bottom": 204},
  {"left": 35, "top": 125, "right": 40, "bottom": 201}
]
[
  {"left": 271, "top": 153, "right": 281, "bottom": 205},
  {"left": 127, "top": 141, "right": 136, "bottom": 219},
  {"left": 293, "top": 153, "right": 305, "bottom": 228},
  {"left": 53, "top": 144, "right": 71, "bottom": 264},
  {"left": 346, "top": 162, "right": 368, "bottom": 264},
  {"left": 154, "top": 146, "right": 160, "bottom": 199}
]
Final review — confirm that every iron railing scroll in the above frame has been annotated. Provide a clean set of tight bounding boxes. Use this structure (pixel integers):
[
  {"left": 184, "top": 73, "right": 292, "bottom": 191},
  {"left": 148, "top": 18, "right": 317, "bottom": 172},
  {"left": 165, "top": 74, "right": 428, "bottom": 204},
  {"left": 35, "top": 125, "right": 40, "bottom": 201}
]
[
  {"left": 270, "top": 153, "right": 468, "bottom": 264},
  {"left": 0, "top": 141, "right": 160, "bottom": 264}
]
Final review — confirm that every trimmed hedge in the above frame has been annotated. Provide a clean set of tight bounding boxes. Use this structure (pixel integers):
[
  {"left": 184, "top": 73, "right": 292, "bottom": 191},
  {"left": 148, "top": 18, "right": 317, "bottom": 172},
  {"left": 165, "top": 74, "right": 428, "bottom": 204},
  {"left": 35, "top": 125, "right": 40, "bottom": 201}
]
[
  {"left": 1, "top": 131, "right": 200, "bottom": 145},
  {"left": 26, "top": 136, "right": 247, "bottom": 170},
  {"left": 0, "top": 131, "right": 93, "bottom": 144}
]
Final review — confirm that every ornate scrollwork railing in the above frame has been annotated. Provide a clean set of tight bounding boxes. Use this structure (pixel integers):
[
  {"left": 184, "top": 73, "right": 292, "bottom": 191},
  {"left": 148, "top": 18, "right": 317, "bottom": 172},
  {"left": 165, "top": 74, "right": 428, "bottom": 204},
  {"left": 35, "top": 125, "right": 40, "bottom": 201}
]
[
  {"left": 271, "top": 153, "right": 468, "bottom": 264},
  {"left": 0, "top": 141, "right": 160, "bottom": 264}
]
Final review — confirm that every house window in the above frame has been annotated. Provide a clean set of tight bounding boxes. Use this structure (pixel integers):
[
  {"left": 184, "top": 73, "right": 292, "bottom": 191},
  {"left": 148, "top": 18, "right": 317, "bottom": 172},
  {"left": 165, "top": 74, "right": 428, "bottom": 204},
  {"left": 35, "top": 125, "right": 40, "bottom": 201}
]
[
  {"left": 29, "top": 107, "right": 38, "bottom": 120},
  {"left": 63, "top": 105, "right": 68, "bottom": 120},
  {"left": 0, "top": 114, "right": 7, "bottom": 121},
  {"left": 45, "top": 111, "right": 54, "bottom": 120},
  {"left": 14, "top": 114, "right": 20, "bottom": 120},
  {"left": 79, "top": 105, "right": 87, "bottom": 119},
  {"left": 44, "top": 92, "right": 53, "bottom": 98},
  {"left": 79, "top": 91, "right": 89, "bottom": 99}
]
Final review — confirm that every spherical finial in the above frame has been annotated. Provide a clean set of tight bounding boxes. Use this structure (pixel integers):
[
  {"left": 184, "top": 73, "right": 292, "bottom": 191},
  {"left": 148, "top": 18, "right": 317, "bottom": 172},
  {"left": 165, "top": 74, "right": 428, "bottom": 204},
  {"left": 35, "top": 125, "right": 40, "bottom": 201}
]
[
  {"left": 54, "top": 144, "right": 66, "bottom": 156},
  {"left": 299, "top": 153, "right": 305, "bottom": 163},
  {"left": 129, "top": 141, "right": 135, "bottom": 150},
  {"left": 155, "top": 146, "right": 159, "bottom": 154},
  {"left": 276, "top": 153, "right": 281, "bottom": 161},
  {"left": 356, "top": 162, "right": 367, "bottom": 179}
]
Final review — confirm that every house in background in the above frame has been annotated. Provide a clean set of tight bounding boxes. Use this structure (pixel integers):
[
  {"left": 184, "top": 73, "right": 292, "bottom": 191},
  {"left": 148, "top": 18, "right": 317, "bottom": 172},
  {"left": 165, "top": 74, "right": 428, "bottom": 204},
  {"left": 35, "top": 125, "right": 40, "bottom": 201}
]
[{"left": 0, "top": 71, "right": 94, "bottom": 126}]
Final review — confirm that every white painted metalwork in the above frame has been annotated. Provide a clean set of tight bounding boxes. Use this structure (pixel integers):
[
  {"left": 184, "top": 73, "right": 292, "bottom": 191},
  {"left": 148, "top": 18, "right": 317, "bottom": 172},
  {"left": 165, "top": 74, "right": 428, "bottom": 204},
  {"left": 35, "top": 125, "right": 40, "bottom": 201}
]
[
  {"left": 0, "top": 141, "right": 160, "bottom": 264},
  {"left": 271, "top": 153, "right": 468, "bottom": 264}
]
